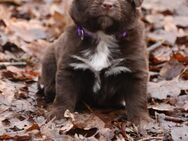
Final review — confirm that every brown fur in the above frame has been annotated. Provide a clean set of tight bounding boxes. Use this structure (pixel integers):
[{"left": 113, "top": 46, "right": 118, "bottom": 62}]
[{"left": 41, "top": 0, "right": 150, "bottom": 126}]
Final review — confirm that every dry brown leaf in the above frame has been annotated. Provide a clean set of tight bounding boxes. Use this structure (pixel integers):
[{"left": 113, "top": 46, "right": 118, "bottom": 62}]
[
  {"left": 0, "top": 0, "right": 22, "bottom": 5},
  {"left": 150, "top": 46, "right": 172, "bottom": 63},
  {"left": 0, "top": 0, "right": 187, "bottom": 140},
  {"left": 7, "top": 20, "right": 47, "bottom": 42},
  {"left": 174, "top": 16, "right": 188, "bottom": 28},
  {"left": 21, "top": 40, "right": 50, "bottom": 59},
  {"left": 147, "top": 30, "right": 178, "bottom": 45},
  {"left": 181, "top": 69, "right": 188, "bottom": 80},
  {"left": 143, "top": 0, "right": 186, "bottom": 13},
  {"left": 160, "top": 59, "right": 185, "bottom": 80},
  {"left": 173, "top": 52, "right": 188, "bottom": 64},
  {"left": 148, "top": 77, "right": 188, "bottom": 99},
  {"left": 0, "top": 80, "right": 16, "bottom": 106},
  {"left": 0, "top": 5, "right": 11, "bottom": 21},
  {"left": 164, "top": 16, "right": 178, "bottom": 32},
  {"left": 149, "top": 103, "right": 175, "bottom": 114},
  {"left": 26, "top": 123, "right": 40, "bottom": 132},
  {"left": 171, "top": 125, "right": 188, "bottom": 141}
]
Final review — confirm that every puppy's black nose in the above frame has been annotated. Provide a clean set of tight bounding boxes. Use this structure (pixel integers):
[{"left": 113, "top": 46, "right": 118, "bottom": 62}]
[{"left": 102, "top": 2, "right": 113, "bottom": 10}]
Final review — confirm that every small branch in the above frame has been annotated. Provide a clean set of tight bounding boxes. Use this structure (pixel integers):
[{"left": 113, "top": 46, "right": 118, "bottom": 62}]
[
  {"left": 138, "top": 136, "right": 163, "bottom": 141},
  {"left": 147, "top": 40, "right": 165, "bottom": 52},
  {"left": 0, "top": 0, "right": 22, "bottom": 5},
  {"left": 83, "top": 102, "right": 94, "bottom": 113},
  {"left": 178, "top": 66, "right": 188, "bottom": 79},
  {"left": 0, "top": 62, "right": 27, "bottom": 67},
  {"left": 164, "top": 115, "right": 185, "bottom": 123}
]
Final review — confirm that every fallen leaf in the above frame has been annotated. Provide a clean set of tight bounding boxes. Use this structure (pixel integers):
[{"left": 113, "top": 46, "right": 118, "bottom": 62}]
[
  {"left": 150, "top": 46, "right": 172, "bottom": 63},
  {"left": 149, "top": 103, "right": 175, "bottom": 115},
  {"left": 0, "top": 0, "right": 22, "bottom": 5},
  {"left": 0, "top": 80, "right": 16, "bottom": 106},
  {"left": 171, "top": 125, "right": 188, "bottom": 141},
  {"left": 7, "top": 20, "right": 47, "bottom": 42},
  {"left": 174, "top": 16, "right": 188, "bottom": 28},
  {"left": 183, "top": 101, "right": 188, "bottom": 111},
  {"left": 148, "top": 77, "right": 188, "bottom": 99},
  {"left": 181, "top": 69, "right": 188, "bottom": 80},
  {"left": 160, "top": 59, "right": 185, "bottom": 80},
  {"left": 173, "top": 52, "right": 188, "bottom": 64},
  {"left": 26, "top": 123, "right": 40, "bottom": 132},
  {"left": 147, "top": 30, "right": 178, "bottom": 45}
]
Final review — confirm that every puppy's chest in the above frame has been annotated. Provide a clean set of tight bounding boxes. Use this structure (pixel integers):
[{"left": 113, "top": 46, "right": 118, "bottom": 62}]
[
  {"left": 70, "top": 33, "right": 131, "bottom": 93},
  {"left": 81, "top": 39, "right": 116, "bottom": 71},
  {"left": 70, "top": 32, "right": 124, "bottom": 72}
]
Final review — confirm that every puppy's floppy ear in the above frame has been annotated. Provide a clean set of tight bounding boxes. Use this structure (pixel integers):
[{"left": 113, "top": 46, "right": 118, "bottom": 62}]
[{"left": 132, "top": 0, "right": 143, "bottom": 7}]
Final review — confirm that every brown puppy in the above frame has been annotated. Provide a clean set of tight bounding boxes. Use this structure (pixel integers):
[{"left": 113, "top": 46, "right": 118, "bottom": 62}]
[{"left": 41, "top": 0, "right": 150, "bottom": 126}]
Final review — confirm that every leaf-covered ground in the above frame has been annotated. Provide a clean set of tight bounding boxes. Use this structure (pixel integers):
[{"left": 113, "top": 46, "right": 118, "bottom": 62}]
[{"left": 0, "top": 0, "right": 188, "bottom": 140}]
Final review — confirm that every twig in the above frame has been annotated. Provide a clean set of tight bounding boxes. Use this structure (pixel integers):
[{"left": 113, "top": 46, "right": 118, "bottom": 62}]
[
  {"left": 0, "top": 0, "right": 22, "bottom": 5},
  {"left": 178, "top": 66, "right": 188, "bottom": 79},
  {"left": 138, "top": 136, "right": 163, "bottom": 141},
  {"left": 83, "top": 102, "right": 94, "bottom": 113},
  {"left": 0, "top": 62, "right": 27, "bottom": 67},
  {"left": 147, "top": 40, "right": 165, "bottom": 52},
  {"left": 164, "top": 115, "right": 185, "bottom": 123}
]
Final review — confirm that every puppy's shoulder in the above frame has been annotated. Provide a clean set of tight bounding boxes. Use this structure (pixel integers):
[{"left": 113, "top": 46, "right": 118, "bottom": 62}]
[
  {"left": 53, "top": 26, "right": 76, "bottom": 47},
  {"left": 125, "top": 20, "right": 145, "bottom": 44},
  {"left": 52, "top": 26, "right": 81, "bottom": 54}
]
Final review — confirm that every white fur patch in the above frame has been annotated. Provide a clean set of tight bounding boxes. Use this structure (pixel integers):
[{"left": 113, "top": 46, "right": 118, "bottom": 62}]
[
  {"left": 69, "top": 32, "right": 130, "bottom": 92},
  {"left": 105, "top": 58, "right": 131, "bottom": 76},
  {"left": 93, "top": 78, "right": 101, "bottom": 93},
  {"left": 105, "top": 66, "right": 131, "bottom": 77},
  {"left": 69, "top": 63, "right": 89, "bottom": 70},
  {"left": 85, "top": 31, "right": 118, "bottom": 71},
  {"left": 89, "top": 41, "right": 110, "bottom": 71},
  {"left": 70, "top": 32, "right": 118, "bottom": 70}
]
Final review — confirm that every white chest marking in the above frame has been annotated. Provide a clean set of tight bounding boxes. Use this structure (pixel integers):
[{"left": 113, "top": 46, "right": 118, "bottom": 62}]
[
  {"left": 69, "top": 32, "right": 131, "bottom": 93},
  {"left": 70, "top": 32, "right": 118, "bottom": 72},
  {"left": 86, "top": 32, "right": 118, "bottom": 71},
  {"left": 89, "top": 39, "right": 110, "bottom": 71}
]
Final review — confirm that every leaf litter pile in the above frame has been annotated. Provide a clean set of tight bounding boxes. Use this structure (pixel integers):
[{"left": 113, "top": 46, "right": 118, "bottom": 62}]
[{"left": 0, "top": 0, "right": 188, "bottom": 140}]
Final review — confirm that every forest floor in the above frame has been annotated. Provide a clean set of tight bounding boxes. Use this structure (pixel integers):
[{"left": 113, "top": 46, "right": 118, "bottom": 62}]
[{"left": 0, "top": 0, "right": 188, "bottom": 140}]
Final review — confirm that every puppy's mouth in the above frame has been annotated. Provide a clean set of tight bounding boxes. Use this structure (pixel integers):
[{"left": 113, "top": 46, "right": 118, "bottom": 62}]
[
  {"left": 89, "top": 8, "right": 121, "bottom": 21},
  {"left": 85, "top": 10, "right": 122, "bottom": 33},
  {"left": 98, "top": 15, "right": 113, "bottom": 19},
  {"left": 93, "top": 12, "right": 121, "bottom": 21},
  {"left": 96, "top": 16, "right": 115, "bottom": 29}
]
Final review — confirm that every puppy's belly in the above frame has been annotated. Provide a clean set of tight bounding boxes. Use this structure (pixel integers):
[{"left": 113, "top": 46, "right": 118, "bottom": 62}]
[
  {"left": 70, "top": 57, "right": 131, "bottom": 93},
  {"left": 83, "top": 71, "right": 128, "bottom": 108}
]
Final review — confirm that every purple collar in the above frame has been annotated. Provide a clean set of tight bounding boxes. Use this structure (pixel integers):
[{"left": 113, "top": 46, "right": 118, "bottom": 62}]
[{"left": 77, "top": 26, "right": 127, "bottom": 41}]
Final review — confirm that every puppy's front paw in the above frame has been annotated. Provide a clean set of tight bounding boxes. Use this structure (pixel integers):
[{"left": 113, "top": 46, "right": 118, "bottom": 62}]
[
  {"left": 138, "top": 117, "right": 153, "bottom": 129},
  {"left": 134, "top": 115, "right": 157, "bottom": 135},
  {"left": 130, "top": 114, "right": 153, "bottom": 132},
  {"left": 46, "top": 107, "right": 66, "bottom": 120}
]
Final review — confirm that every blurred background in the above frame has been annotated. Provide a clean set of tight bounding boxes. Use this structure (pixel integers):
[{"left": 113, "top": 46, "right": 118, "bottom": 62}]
[{"left": 0, "top": 0, "right": 188, "bottom": 140}]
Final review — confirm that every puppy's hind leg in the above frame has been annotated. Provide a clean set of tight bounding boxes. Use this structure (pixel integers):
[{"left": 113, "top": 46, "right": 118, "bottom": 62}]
[{"left": 41, "top": 47, "right": 56, "bottom": 103}]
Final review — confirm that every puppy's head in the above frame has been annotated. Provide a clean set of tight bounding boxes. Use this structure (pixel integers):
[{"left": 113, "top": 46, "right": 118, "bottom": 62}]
[{"left": 70, "top": 0, "right": 143, "bottom": 33}]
